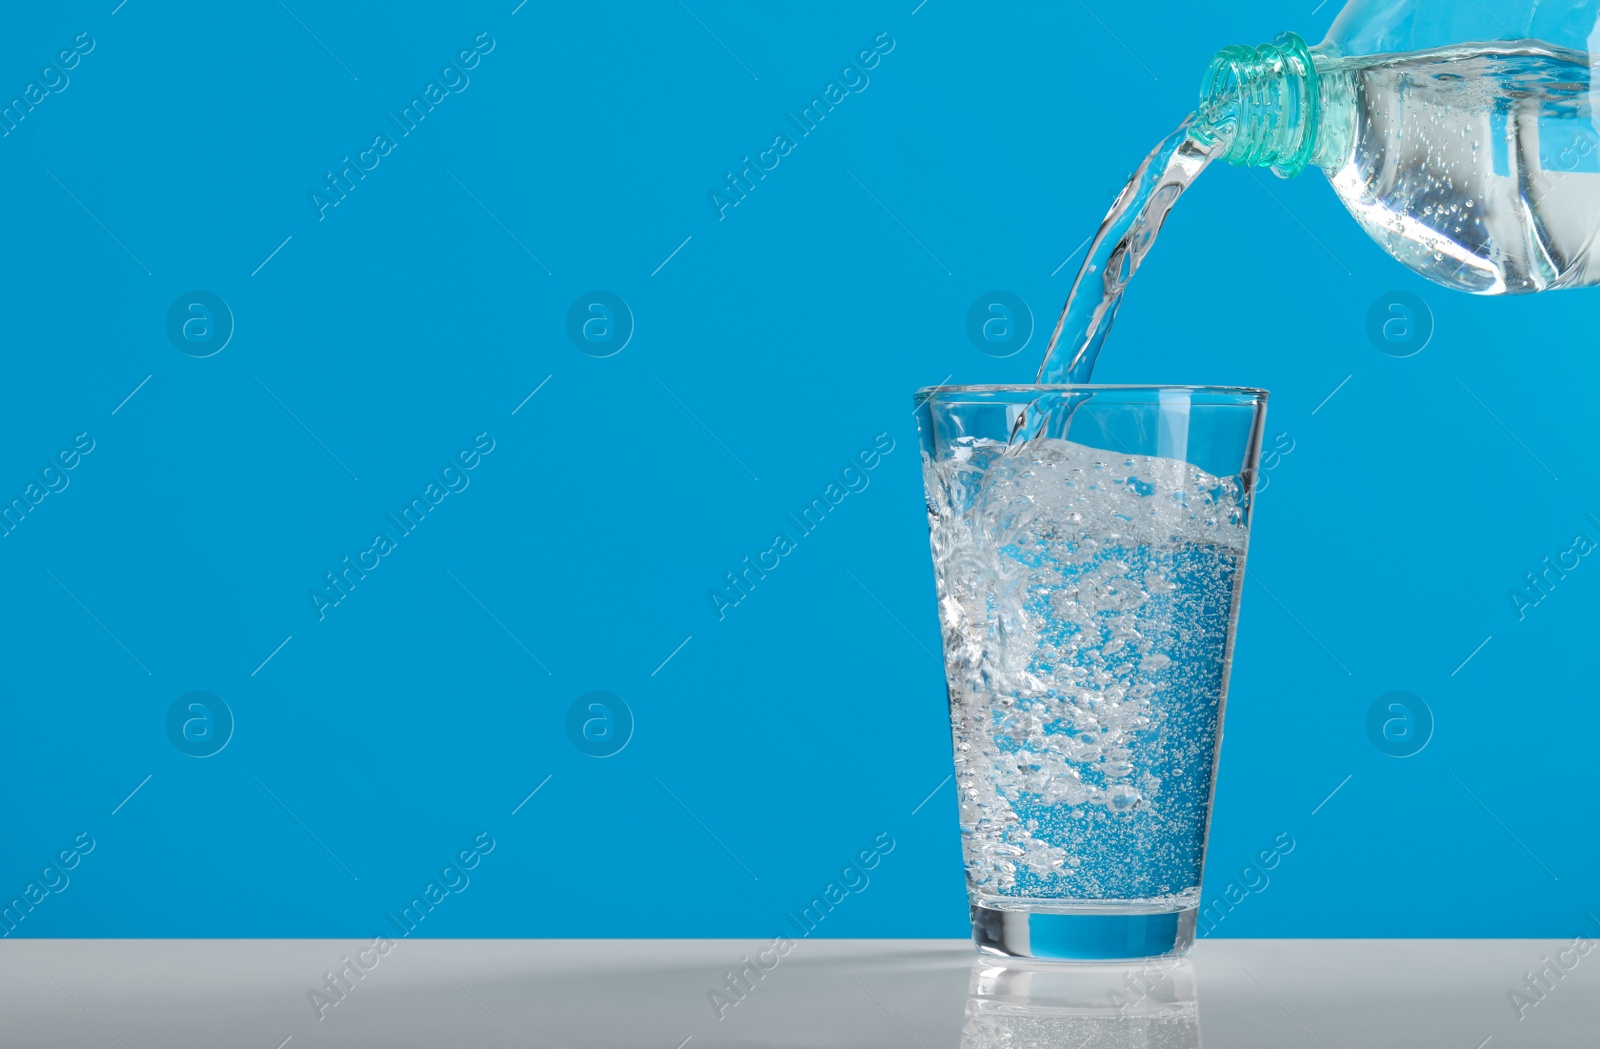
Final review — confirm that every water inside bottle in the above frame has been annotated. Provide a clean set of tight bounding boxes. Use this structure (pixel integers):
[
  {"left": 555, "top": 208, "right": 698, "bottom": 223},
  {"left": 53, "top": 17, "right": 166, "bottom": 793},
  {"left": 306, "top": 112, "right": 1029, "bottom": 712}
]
[{"left": 1326, "top": 44, "right": 1600, "bottom": 295}]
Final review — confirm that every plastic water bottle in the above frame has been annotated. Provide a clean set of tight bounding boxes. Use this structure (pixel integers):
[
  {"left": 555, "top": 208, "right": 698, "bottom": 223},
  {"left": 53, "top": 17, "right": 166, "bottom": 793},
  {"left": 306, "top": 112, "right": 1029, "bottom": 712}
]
[{"left": 1197, "top": 0, "right": 1600, "bottom": 294}]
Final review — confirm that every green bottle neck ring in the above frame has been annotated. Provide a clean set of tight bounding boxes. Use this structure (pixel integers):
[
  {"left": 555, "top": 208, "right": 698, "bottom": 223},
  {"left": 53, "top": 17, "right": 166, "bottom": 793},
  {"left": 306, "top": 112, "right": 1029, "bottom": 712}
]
[{"left": 1195, "top": 31, "right": 1322, "bottom": 179}]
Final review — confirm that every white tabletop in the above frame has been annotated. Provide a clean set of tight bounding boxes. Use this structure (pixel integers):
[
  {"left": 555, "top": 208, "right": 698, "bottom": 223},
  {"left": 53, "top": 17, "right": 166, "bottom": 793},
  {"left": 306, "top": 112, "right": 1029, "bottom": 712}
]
[{"left": 1, "top": 938, "right": 1590, "bottom": 1047}]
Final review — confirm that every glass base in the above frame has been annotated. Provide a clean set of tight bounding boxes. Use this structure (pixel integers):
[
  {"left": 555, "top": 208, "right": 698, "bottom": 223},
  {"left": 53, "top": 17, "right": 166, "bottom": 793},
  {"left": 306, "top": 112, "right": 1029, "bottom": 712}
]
[{"left": 971, "top": 900, "right": 1196, "bottom": 962}]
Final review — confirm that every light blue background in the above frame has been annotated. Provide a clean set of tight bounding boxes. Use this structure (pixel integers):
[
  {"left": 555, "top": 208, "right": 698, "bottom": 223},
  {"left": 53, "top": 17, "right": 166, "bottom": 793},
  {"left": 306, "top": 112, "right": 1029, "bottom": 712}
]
[{"left": 2, "top": 0, "right": 1594, "bottom": 940}]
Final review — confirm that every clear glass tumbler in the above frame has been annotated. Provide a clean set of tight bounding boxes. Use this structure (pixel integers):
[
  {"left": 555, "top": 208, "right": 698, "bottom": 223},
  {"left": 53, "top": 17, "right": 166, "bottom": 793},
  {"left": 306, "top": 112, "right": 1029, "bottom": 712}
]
[{"left": 915, "top": 386, "right": 1268, "bottom": 961}]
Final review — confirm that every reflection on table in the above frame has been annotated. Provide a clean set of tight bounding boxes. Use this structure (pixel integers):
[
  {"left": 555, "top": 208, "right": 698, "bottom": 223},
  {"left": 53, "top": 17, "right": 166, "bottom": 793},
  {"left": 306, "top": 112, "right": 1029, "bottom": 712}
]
[{"left": 963, "top": 957, "right": 1199, "bottom": 1049}]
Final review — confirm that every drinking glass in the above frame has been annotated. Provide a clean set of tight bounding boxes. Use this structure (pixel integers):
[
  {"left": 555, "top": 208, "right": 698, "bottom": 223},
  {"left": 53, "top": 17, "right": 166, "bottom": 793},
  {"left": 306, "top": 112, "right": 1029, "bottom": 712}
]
[{"left": 915, "top": 386, "right": 1268, "bottom": 961}]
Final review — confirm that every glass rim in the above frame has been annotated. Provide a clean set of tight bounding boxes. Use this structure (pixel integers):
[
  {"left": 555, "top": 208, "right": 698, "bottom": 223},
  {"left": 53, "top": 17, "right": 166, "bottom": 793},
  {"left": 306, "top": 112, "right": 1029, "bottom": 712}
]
[{"left": 914, "top": 383, "right": 1269, "bottom": 400}]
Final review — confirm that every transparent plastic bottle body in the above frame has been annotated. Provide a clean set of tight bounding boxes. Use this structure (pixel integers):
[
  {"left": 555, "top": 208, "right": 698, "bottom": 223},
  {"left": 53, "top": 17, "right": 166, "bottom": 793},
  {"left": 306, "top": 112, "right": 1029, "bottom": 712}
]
[
  {"left": 1324, "top": 43, "right": 1599, "bottom": 293},
  {"left": 1204, "top": 0, "right": 1600, "bottom": 294}
]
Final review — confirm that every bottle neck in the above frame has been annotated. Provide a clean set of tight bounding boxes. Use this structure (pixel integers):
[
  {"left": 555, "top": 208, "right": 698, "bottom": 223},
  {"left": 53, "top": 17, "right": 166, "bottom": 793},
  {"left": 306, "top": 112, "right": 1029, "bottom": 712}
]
[{"left": 1194, "top": 32, "right": 1334, "bottom": 179}]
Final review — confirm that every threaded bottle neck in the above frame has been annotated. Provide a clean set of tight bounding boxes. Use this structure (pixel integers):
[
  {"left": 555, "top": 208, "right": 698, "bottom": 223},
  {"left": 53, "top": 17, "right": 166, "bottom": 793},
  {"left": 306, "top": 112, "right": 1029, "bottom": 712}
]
[{"left": 1195, "top": 32, "right": 1321, "bottom": 178}]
